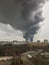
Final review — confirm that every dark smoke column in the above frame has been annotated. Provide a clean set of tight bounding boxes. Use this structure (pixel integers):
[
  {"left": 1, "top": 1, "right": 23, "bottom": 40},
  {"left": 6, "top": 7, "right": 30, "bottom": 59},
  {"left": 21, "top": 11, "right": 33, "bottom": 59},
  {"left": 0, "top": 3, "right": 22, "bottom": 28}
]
[
  {"left": 15, "top": 0, "right": 46, "bottom": 42},
  {"left": 0, "top": 0, "right": 48, "bottom": 42}
]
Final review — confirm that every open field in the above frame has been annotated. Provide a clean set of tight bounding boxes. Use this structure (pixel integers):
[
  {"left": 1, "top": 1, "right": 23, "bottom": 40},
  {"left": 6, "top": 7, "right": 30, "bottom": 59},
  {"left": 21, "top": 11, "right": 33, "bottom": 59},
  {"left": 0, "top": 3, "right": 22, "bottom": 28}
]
[
  {"left": 0, "top": 50, "right": 49, "bottom": 65},
  {"left": 0, "top": 56, "right": 13, "bottom": 60},
  {"left": 0, "top": 42, "right": 49, "bottom": 65},
  {"left": 0, "top": 59, "right": 12, "bottom": 65},
  {"left": 0, "top": 56, "right": 12, "bottom": 65}
]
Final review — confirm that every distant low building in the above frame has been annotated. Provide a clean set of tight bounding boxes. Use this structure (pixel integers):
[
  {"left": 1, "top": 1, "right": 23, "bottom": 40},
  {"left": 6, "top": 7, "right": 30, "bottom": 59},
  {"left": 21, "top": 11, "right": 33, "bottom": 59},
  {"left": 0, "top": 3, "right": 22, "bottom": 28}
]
[
  {"left": 44, "top": 39, "right": 48, "bottom": 43},
  {"left": 37, "top": 40, "right": 40, "bottom": 43}
]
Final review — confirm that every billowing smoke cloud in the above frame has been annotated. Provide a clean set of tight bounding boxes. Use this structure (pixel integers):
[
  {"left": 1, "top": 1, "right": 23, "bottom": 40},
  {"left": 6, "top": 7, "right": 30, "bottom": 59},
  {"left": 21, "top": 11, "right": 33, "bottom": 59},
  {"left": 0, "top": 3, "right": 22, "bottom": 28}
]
[{"left": 0, "top": 0, "right": 47, "bottom": 42}]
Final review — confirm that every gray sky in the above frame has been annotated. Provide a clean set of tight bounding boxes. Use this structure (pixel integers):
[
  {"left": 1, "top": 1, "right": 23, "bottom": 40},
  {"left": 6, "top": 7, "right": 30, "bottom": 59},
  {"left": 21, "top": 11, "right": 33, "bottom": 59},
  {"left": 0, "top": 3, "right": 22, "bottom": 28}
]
[
  {"left": 0, "top": 1, "right": 49, "bottom": 41},
  {"left": 33, "top": 1, "right": 49, "bottom": 42},
  {"left": 0, "top": 23, "right": 25, "bottom": 41}
]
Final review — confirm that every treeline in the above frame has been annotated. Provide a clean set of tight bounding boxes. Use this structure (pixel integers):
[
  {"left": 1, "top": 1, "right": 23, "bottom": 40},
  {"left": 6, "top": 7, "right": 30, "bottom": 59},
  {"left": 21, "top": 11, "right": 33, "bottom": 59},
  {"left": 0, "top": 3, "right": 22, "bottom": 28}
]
[{"left": 0, "top": 43, "right": 49, "bottom": 56}]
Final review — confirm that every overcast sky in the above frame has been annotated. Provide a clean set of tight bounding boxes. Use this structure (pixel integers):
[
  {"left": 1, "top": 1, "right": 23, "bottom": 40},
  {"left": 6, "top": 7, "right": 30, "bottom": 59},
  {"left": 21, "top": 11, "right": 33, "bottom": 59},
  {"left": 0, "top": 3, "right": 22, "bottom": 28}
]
[
  {"left": 33, "top": 1, "right": 49, "bottom": 42},
  {"left": 0, "top": 23, "right": 25, "bottom": 41},
  {"left": 0, "top": 1, "right": 49, "bottom": 41}
]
